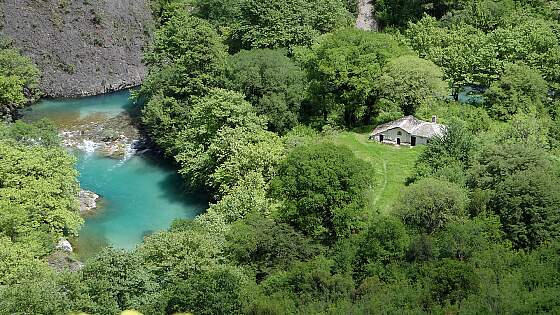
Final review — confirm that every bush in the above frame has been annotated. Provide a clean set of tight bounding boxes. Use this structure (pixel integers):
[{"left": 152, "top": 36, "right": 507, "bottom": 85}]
[
  {"left": 396, "top": 178, "right": 469, "bottom": 233},
  {"left": 270, "top": 142, "right": 372, "bottom": 243}
]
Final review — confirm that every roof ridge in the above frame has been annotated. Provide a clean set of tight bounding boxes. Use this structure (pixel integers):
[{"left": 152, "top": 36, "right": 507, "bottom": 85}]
[{"left": 371, "top": 115, "right": 446, "bottom": 138}]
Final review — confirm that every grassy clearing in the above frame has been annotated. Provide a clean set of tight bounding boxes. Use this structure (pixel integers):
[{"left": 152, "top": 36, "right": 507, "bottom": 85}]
[{"left": 333, "top": 132, "right": 422, "bottom": 215}]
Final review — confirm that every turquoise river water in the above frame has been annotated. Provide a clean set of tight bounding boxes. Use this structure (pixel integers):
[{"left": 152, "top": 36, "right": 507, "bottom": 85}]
[{"left": 22, "top": 90, "right": 207, "bottom": 259}]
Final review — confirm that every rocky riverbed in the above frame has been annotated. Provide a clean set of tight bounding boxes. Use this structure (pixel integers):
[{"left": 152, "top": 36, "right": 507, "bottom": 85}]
[{"left": 59, "top": 111, "right": 149, "bottom": 159}]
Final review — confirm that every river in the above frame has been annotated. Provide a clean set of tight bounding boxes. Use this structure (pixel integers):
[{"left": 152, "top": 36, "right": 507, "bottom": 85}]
[{"left": 21, "top": 90, "right": 207, "bottom": 259}]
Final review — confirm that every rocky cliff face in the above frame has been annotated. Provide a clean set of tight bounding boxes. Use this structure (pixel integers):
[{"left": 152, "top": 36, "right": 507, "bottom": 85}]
[{"left": 1, "top": 0, "right": 154, "bottom": 97}]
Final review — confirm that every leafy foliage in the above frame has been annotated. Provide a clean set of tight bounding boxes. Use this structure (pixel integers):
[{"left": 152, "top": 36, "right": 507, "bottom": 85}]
[
  {"left": 484, "top": 63, "right": 549, "bottom": 120},
  {"left": 7, "top": 1, "right": 560, "bottom": 314},
  {"left": 413, "top": 120, "right": 476, "bottom": 184},
  {"left": 469, "top": 143, "right": 560, "bottom": 249},
  {"left": 196, "top": 0, "right": 352, "bottom": 49},
  {"left": 225, "top": 214, "right": 321, "bottom": 280},
  {"left": 164, "top": 266, "right": 251, "bottom": 315},
  {"left": 354, "top": 216, "right": 410, "bottom": 276},
  {"left": 0, "top": 46, "right": 41, "bottom": 117},
  {"left": 172, "top": 88, "right": 284, "bottom": 195},
  {"left": 0, "top": 132, "right": 81, "bottom": 255},
  {"left": 302, "top": 29, "right": 412, "bottom": 126},
  {"left": 270, "top": 142, "right": 372, "bottom": 243},
  {"left": 226, "top": 48, "right": 307, "bottom": 133},
  {"left": 406, "top": 16, "right": 498, "bottom": 98},
  {"left": 396, "top": 178, "right": 469, "bottom": 233},
  {"left": 140, "top": 10, "right": 227, "bottom": 99},
  {"left": 378, "top": 55, "right": 448, "bottom": 115}
]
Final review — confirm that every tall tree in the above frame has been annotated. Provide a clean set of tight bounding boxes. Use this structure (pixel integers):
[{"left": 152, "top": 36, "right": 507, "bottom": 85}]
[
  {"left": 226, "top": 49, "right": 307, "bottom": 133},
  {"left": 228, "top": 0, "right": 351, "bottom": 49},
  {"left": 0, "top": 139, "right": 81, "bottom": 255},
  {"left": 396, "top": 178, "right": 469, "bottom": 234},
  {"left": 406, "top": 16, "right": 499, "bottom": 99},
  {"left": 303, "top": 29, "right": 411, "bottom": 126},
  {"left": 469, "top": 143, "right": 560, "bottom": 249},
  {"left": 270, "top": 142, "right": 372, "bottom": 243},
  {"left": 484, "top": 63, "right": 549, "bottom": 120},
  {"left": 173, "top": 88, "right": 263, "bottom": 186},
  {"left": 378, "top": 55, "right": 448, "bottom": 115},
  {"left": 140, "top": 10, "right": 227, "bottom": 100}
]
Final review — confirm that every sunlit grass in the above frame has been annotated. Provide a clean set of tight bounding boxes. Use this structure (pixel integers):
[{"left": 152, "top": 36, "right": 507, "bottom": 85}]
[{"left": 333, "top": 132, "right": 422, "bottom": 215}]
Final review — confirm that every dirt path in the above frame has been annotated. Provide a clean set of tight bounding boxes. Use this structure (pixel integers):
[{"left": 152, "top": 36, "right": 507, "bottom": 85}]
[{"left": 355, "top": 0, "right": 378, "bottom": 31}]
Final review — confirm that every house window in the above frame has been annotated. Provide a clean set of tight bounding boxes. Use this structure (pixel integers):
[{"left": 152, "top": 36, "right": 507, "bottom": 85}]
[{"left": 397, "top": 131, "right": 402, "bottom": 136}]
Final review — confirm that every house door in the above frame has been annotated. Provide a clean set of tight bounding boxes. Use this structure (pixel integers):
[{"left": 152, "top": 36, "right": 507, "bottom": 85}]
[
  {"left": 396, "top": 138, "right": 401, "bottom": 145},
  {"left": 411, "top": 136, "right": 416, "bottom": 146},
  {"left": 379, "top": 135, "right": 384, "bottom": 142}
]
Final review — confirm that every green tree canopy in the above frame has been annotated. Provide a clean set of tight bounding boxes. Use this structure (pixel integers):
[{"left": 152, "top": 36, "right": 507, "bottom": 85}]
[
  {"left": 173, "top": 88, "right": 276, "bottom": 192},
  {"left": 469, "top": 143, "right": 560, "bottom": 249},
  {"left": 406, "top": 16, "right": 498, "bottom": 98},
  {"left": 141, "top": 94, "right": 189, "bottom": 156},
  {"left": 270, "top": 142, "right": 372, "bottom": 243},
  {"left": 423, "top": 259, "right": 480, "bottom": 305},
  {"left": 484, "top": 63, "right": 549, "bottom": 120},
  {"left": 206, "top": 126, "right": 284, "bottom": 195},
  {"left": 164, "top": 265, "right": 251, "bottom": 315},
  {"left": 0, "top": 48, "right": 41, "bottom": 93},
  {"left": 378, "top": 55, "right": 448, "bottom": 115},
  {"left": 0, "top": 139, "right": 81, "bottom": 255},
  {"left": 141, "top": 10, "right": 227, "bottom": 99},
  {"left": 258, "top": 256, "right": 354, "bottom": 308},
  {"left": 303, "top": 29, "right": 412, "bottom": 126},
  {"left": 207, "top": 0, "right": 352, "bottom": 49},
  {"left": 0, "top": 76, "right": 25, "bottom": 108},
  {"left": 226, "top": 48, "right": 307, "bottom": 133},
  {"left": 396, "top": 178, "right": 469, "bottom": 234},
  {"left": 225, "top": 214, "right": 321, "bottom": 280},
  {"left": 489, "top": 16, "right": 560, "bottom": 93},
  {"left": 354, "top": 216, "right": 410, "bottom": 277},
  {"left": 0, "top": 46, "right": 41, "bottom": 117},
  {"left": 79, "top": 248, "right": 159, "bottom": 314},
  {"left": 413, "top": 120, "right": 476, "bottom": 184}
]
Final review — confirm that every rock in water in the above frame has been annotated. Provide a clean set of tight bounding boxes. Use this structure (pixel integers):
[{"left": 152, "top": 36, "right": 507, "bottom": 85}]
[
  {"left": 79, "top": 189, "right": 99, "bottom": 214},
  {"left": 0, "top": 0, "right": 154, "bottom": 97},
  {"left": 56, "top": 238, "right": 73, "bottom": 253}
]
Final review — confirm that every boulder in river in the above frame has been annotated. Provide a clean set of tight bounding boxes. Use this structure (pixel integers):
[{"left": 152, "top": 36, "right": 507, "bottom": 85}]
[
  {"left": 56, "top": 238, "right": 73, "bottom": 253},
  {"left": 79, "top": 189, "right": 100, "bottom": 214}
]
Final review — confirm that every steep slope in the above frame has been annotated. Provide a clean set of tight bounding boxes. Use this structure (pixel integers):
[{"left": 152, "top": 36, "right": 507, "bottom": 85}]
[{"left": 1, "top": 0, "right": 154, "bottom": 97}]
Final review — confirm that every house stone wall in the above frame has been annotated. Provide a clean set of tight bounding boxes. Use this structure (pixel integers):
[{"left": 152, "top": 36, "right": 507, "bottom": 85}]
[{"left": 378, "top": 127, "right": 411, "bottom": 144}]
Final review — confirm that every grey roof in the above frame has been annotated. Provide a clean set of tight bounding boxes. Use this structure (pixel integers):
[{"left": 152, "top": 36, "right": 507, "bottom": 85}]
[{"left": 371, "top": 115, "right": 446, "bottom": 138}]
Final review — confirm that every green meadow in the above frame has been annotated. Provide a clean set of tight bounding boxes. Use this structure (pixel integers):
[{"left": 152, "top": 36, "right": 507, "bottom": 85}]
[{"left": 333, "top": 132, "right": 421, "bottom": 214}]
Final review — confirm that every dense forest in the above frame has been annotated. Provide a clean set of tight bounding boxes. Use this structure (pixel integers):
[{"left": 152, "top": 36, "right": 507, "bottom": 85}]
[{"left": 2, "top": 0, "right": 560, "bottom": 314}]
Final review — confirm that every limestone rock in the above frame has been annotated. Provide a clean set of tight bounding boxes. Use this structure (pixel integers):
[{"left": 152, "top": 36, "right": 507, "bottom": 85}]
[
  {"left": 355, "top": 0, "right": 379, "bottom": 31},
  {"left": 47, "top": 250, "right": 84, "bottom": 272},
  {"left": 79, "top": 189, "right": 99, "bottom": 214},
  {"left": 56, "top": 238, "right": 73, "bottom": 253},
  {"left": 1, "top": 0, "right": 154, "bottom": 97}
]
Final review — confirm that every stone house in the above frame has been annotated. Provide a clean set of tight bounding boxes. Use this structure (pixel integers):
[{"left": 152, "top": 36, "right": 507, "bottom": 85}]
[{"left": 369, "top": 115, "right": 445, "bottom": 146}]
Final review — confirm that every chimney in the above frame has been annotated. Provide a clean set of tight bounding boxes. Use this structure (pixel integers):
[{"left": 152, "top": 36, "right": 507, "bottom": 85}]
[{"left": 431, "top": 115, "right": 437, "bottom": 123}]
